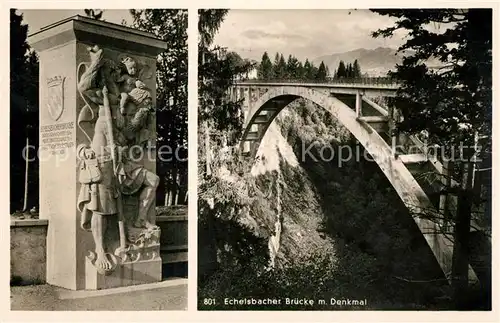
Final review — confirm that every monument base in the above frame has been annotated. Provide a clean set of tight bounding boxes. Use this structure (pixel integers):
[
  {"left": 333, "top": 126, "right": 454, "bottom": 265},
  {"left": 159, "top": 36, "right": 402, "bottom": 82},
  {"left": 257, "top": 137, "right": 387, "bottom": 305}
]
[{"left": 85, "top": 257, "right": 162, "bottom": 290}]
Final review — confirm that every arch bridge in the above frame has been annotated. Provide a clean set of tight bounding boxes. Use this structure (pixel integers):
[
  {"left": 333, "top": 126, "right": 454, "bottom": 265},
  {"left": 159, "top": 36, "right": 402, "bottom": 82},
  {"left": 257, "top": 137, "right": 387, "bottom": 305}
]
[{"left": 230, "top": 78, "right": 487, "bottom": 284}]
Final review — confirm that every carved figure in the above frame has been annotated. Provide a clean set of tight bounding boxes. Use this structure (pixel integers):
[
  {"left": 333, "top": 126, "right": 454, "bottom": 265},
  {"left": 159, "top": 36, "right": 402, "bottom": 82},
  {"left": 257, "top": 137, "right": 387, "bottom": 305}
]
[
  {"left": 76, "top": 45, "right": 159, "bottom": 274},
  {"left": 116, "top": 56, "right": 148, "bottom": 115},
  {"left": 77, "top": 85, "right": 121, "bottom": 273}
]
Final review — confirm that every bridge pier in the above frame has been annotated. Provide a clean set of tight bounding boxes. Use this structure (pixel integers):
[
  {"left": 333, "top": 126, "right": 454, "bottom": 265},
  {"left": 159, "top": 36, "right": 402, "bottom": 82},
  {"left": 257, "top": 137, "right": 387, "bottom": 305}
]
[
  {"left": 355, "top": 91, "right": 362, "bottom": 117},
  {"left": 387, "top": 105, "right": 400, "bottom": 158},
  {"left": 244, "top": 87, "right": 250, "bottom": 112}
]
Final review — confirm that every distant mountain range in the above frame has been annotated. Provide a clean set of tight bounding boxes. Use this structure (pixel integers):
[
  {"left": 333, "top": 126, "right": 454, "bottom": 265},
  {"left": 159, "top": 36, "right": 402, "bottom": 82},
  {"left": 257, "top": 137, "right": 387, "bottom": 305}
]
[
  {"left": 312, "top": 47, "right": 403, "bottom": 77},
  {"left": 239, "top": 46, "right": 442, "bottom": 78}
]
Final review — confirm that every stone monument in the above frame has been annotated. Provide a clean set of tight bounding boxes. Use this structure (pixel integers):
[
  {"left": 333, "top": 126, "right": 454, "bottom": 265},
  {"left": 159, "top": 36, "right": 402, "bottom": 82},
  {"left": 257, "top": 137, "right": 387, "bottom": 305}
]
[{"left": 30, "top": 16, "right": 167, "bottom": 290}]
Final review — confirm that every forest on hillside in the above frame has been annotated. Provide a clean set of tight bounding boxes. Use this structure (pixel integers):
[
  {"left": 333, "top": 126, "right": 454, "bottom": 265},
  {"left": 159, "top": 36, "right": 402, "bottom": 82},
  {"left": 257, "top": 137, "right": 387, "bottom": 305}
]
[{"left": 256, "top": 51, "right": 362, "bottom": 80}]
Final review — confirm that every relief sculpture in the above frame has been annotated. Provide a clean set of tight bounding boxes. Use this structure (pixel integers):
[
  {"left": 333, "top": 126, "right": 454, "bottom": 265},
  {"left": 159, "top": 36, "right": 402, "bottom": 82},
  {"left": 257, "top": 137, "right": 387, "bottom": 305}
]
[{"left": 76, "top": 45, "right": 159, "bottom": 275}]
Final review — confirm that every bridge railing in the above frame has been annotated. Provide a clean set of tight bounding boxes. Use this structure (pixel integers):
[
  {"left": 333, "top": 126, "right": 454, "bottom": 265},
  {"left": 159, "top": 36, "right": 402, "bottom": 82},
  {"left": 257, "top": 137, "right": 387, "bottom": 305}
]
[{"left": 236, "top": 77, "right": 398, "bottom": 86}]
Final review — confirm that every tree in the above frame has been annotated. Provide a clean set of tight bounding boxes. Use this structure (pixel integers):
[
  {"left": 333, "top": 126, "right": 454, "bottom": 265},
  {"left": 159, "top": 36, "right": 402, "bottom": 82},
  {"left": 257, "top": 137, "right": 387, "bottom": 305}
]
[
  {"left": 311, "top": 65, "right": 319, "bottom": 79},
  {"left": 296, "top": 61, "right": 305, "bottom": 80},
  {"left": 353, "top": 59, "right": 361, "bottom": 78},
  {"left": 258, "top": 52, "right": 273, "bottom": 80},
  {"left": 316, "top": 61, "right": 328, "bottom": 80},
  {"left": 349, "top": 63, "right": 355, "bottom": 77},
  {"left": 286, "top": 54, "right": 300, "bottom": 79},
  {"left": 10, "top": 9, "right": 39, "bottom": 213},
  {"left": 128, "top": 9, "right": 188, "bottom": 205},
  {"left": 198, "top": 9, "right": 254, "bottom": 134},
  {"left": 198, "top": 9, "right": 230, "bottom": 178},
  {"left": 198, "top": 10, "right": 255, "bottom": 277},
  {"left": 303, "top": 59, "right": 315, "bottom": 80},
  {"left": 226, "top": 51, "right": 253, "bottom": 74},
  {"left": 275, "top": 53, "right": 288, "bottom": 79},
  {"left": 84, "top": 9, "right": 104, "bottom": 20},
  {"left": 272, "top": 52, "right": 280, "bottom": 77},
  {"left": 304, "top": 59, "right": 318, "bottom": 80},
  {"left": 372, "top": 9, "right": 492, "bottom": 309},
  {"left": 336, "top": 60, "right": 347, "bottom": 78}
]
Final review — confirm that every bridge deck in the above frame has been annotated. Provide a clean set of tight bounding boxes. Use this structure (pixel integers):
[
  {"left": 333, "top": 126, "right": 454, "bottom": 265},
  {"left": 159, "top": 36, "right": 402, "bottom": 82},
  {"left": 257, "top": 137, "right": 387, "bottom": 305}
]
[
  {"left": 234, "top": 81, "right": 398, "bottom": 97},
  {"left": 235, "top": 78, "right": 399, "bottom": 91}
]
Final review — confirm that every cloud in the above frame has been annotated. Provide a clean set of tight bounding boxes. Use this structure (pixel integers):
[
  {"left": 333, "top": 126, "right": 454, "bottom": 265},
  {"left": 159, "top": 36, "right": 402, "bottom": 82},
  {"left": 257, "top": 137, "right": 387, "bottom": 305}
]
[
  {"left": 241, "top": 29, "right": 308, "bottom": 42},
  {"left": 214, "top": 9, "right": 405, "bottom": 61}
]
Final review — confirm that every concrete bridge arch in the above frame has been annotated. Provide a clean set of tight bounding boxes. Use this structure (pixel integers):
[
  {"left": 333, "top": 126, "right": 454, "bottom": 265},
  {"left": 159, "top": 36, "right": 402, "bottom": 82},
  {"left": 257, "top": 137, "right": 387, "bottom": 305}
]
[{"left": 236, "top": 84, "right": 475, "bottom": 282}]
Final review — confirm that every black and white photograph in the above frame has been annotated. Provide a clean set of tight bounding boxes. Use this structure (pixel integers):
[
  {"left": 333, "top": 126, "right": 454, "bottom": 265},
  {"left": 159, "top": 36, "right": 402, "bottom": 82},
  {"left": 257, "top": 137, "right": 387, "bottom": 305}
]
[
  {"left": 197, "top": 9, "right": 492, "bottom": 310},
  {"left": 9, "top": 9, "right": 188, "bottom": 310}
]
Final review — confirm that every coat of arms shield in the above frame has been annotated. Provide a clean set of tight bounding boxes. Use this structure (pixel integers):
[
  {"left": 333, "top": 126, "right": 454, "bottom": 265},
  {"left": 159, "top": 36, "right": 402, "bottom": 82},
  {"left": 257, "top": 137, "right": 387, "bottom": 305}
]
[{"left": 46, "top": 76, "right": 65, "bottom": 121}]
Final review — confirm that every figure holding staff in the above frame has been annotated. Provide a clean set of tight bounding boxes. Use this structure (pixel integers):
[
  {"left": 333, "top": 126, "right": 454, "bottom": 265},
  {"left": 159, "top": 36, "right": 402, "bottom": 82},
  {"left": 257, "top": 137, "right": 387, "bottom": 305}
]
[{"left": 76, "top": 45, "right": 159, "bottom": 274}]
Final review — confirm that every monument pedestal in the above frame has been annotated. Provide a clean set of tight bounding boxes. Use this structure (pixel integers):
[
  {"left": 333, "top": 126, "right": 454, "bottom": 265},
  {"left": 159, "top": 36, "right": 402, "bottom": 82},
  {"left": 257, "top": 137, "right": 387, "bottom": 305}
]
[
  {"left": 85, "top": 258, "right": 162, "bottom": 290},
  {"left": 85, "top": 224, "right": 162, "bottom": 290},
  {"left": 30, "top": 16, "right": 167, "bottom": 290}
]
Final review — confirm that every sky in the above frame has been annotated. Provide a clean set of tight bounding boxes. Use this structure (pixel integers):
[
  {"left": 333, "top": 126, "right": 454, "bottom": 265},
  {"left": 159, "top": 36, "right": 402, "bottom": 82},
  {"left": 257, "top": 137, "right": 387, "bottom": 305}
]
[
  {"left": 214, "top": 9, "right": 406, "bottom": 61},
  {"left": 20, "top": 9, "right": 407, "bottom": 60},
  {"left": 18, "top": 9, "right": 132, "bottom": 41}
]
